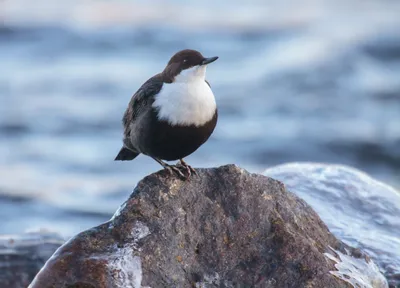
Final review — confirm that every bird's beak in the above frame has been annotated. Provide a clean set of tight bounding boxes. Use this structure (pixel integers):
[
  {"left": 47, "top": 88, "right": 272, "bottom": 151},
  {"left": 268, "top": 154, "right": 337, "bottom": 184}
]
[{"left": 201, "top": 56, "right": 218, "bottom": 65}]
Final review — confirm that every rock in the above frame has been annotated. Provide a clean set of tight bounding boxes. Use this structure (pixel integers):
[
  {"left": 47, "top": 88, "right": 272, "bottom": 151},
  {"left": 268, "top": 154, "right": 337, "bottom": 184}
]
[
  {"left": 263, "top": 163, "right": 400, "bottom": 288},
  {"left": 29, "top": 165, "right": 387, "bottom": 288},
  {"left": 0, "top": 230, "right": 65, "bottom": 288}
]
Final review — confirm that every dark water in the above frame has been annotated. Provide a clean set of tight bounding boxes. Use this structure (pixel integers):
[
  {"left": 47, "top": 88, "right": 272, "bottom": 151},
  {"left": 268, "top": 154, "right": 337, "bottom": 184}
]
[{"left": 0, "top": 0, "right": 399, "bottom": 280}]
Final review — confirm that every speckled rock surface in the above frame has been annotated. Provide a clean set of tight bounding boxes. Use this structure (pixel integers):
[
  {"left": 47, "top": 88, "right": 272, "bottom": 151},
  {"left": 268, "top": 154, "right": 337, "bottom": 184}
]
[{"left": 28, "top": 165, "right": 385, "bottom": 288}]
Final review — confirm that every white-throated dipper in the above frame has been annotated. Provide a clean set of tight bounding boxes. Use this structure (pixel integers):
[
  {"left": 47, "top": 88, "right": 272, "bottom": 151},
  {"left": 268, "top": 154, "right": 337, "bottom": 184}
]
[{"left": 115, "top": 49, "right": 218, "bottom": 179}]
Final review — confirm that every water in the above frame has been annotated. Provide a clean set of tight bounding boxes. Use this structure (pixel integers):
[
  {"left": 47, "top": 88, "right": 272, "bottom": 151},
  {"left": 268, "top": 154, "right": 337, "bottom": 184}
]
[
  {"left": 264, "top": 163, "right": 400, "bottom": 285},
  {"left": 0, "top": 0, "right": 399, "bottom": 281}
]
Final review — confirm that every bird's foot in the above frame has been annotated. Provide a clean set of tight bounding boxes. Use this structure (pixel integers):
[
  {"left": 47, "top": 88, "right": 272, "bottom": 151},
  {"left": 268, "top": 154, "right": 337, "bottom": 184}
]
[
  {"left": 178, "top": 159, "right": 197, "bottom": 177},
  {"left": 165, "top": 165, "right": 188, "bottom": 180},
  {"left": 152, "top": 157, "right": 188, "bottom": 180}
]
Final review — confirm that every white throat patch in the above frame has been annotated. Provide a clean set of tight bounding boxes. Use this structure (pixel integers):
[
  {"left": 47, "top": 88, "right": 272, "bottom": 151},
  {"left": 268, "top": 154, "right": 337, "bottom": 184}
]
[{"left": 152, "top": 65, "right": 216, "bottom": 127}]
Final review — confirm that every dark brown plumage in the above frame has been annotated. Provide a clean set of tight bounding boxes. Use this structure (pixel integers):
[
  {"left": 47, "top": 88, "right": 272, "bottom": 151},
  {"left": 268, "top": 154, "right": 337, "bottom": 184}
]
[{"left": 115, "top": 49, "right": 218, "bottom": 179}]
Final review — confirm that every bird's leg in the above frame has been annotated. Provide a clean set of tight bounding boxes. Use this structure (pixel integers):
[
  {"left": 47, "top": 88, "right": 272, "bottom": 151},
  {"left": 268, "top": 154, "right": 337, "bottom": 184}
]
[
  {"left": 152, "top": 157, "right": 187, "bottom": 180},
  {"left": 179, "top": 159, "right": 197, "bottom": 176}
]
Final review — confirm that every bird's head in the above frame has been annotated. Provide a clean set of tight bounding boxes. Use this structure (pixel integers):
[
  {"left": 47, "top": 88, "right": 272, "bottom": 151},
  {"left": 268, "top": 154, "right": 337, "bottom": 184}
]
[{"left": 163, "top": 49, "right": 218, "bottom": 83}]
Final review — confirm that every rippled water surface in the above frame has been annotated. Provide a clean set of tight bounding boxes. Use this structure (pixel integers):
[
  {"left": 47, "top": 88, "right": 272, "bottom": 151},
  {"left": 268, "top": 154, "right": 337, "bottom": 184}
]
[{"left": 0, "top": 0, "right": 399, "bottom": 273}]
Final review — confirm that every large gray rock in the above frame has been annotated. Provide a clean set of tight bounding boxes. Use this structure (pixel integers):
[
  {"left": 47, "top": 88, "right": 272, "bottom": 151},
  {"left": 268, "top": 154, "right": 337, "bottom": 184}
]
[{"left": 29, "top": 165, "right": 387, "bottom": 288}]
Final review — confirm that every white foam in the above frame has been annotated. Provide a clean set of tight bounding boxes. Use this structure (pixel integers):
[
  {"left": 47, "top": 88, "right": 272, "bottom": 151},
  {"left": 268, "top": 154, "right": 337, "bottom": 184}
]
[
  {"left": 110, "top": 201, "right": 127, "bottom": 221},
  {"left": 131, "top": 221, "right": 150, "bottom": 241},
  {"left": 106, "top": 221, "right": 150, "bottom": 287},
  {"left": 108, "top": 207, "right": 150, "bottom": 287},
  {"left": 131, "top": 221, "right": 150, "bottom": 252},
  {"left": 325, "top": 247, "right": 388, "bottom": 288},
  {"left": 106, "top": 246, "right": 142, "bottom": 288}
]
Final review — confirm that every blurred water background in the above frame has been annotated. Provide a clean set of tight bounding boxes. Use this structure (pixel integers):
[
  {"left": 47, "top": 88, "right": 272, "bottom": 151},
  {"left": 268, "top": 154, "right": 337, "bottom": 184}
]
[{"left": 0, "top": 0, "right": 399, "bottom": 278}]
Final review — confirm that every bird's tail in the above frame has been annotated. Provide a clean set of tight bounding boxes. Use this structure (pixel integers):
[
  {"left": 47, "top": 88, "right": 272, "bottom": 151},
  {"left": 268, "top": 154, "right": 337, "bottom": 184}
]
[{"left": 114, "top": 147, "right": 139, "bottom": 161}]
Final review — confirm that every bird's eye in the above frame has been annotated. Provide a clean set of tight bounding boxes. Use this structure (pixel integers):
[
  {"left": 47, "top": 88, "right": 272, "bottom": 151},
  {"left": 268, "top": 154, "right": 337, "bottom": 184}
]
[{"left": 183, "top": 59, "right": 187, "bottom": 63}]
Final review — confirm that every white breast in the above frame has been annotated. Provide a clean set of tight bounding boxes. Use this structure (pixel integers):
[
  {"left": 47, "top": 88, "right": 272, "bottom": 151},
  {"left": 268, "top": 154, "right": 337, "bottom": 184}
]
[{"left": 152, "top": 65, "right": 216, "bottom": 127}]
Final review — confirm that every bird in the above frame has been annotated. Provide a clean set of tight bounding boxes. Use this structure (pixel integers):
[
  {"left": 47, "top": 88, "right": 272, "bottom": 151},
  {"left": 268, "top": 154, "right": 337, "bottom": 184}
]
[{"left": 114, "top": 49, "right": 218, "bottom": 179}]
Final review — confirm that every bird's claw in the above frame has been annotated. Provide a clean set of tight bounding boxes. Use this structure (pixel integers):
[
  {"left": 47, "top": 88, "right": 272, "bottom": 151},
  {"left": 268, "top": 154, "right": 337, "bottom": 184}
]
[
  {"left": 179, "top": 160, "right": 197, "bottom": 177},
  {"left": 166, "top": 165, "right": 188, "bottom": 180},
  {"left": 184, "top": 163, "right": 197, "bottom": 176}
]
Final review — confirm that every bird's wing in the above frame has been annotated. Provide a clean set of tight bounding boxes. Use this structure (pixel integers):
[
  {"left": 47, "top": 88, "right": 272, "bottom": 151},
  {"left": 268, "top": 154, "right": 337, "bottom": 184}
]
[
  {"left": 205, "top": 80, "right": 211, "bottom": 87},
  {"left": 122, "top": 74, "right": 163, "bottom": 138}
]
